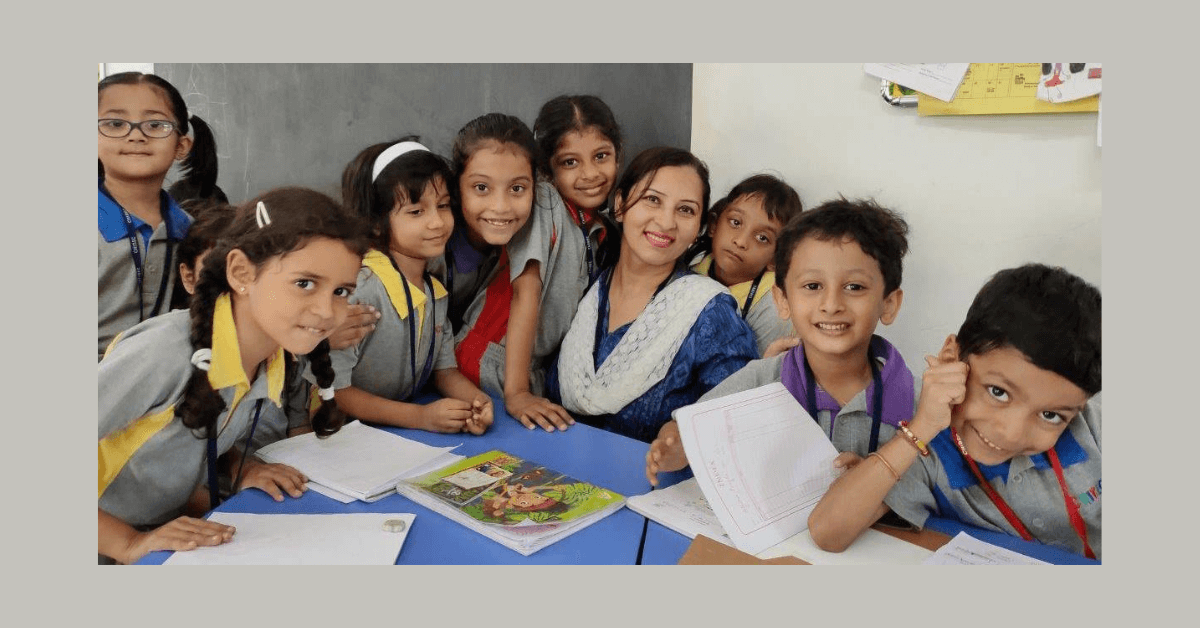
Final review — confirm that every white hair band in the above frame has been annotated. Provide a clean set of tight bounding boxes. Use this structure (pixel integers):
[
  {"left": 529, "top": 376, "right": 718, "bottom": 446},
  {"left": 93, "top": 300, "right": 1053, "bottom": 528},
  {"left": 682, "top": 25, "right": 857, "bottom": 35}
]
[
  {"left": 371, "top": 141, "right": 431, "bottom": 182},
  {"left": 255, "top": 201, "right": 272, "bottom": 229}
]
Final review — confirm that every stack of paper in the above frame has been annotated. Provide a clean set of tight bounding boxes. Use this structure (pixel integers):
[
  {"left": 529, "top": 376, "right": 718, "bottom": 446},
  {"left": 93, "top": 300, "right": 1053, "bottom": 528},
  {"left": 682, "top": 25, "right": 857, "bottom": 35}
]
[
  {"left": 395, "top": 450, "right": 625, "bottom": 556},
  {"left": 164, "top": 513, "right": 415, "bottom": 565},
  {"left": 255, "top": 420, "right": 462, "bottom": 503}
]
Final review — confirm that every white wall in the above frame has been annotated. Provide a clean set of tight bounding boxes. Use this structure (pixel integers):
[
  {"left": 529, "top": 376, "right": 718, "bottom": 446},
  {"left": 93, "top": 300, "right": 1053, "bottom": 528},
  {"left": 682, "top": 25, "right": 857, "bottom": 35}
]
[{"left": 691, "top": 63, "right": 1101, "bottom": 365}]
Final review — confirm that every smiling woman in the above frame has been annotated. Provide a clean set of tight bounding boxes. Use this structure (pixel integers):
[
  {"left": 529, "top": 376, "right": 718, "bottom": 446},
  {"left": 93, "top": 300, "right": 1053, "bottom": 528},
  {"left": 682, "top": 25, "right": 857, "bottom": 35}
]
[{"left": 546, "top": 147, "right": 758, "bottom": 443}]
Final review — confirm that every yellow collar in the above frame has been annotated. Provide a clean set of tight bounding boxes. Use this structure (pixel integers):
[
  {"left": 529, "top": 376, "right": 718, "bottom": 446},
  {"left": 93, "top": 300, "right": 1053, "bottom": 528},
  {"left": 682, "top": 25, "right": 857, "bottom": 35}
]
[
  {"left": 208, "top": 292, "right": 285, "bottom": 408},
  {"left": 692, "top": 254, "right": 773, "bottom": 310},
  {"left": 362, "top": 249, "right": 447, "bottom": 320}
]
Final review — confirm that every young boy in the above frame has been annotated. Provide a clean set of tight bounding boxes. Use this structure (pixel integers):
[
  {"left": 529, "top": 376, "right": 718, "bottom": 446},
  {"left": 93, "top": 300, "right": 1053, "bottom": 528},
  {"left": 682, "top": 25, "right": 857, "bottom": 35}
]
[
  {"left": 807, "top": 264, "right": 1101, "bottom": 559},
  {"left": 692, "top": 174, "right": 803, "bottom": 357},
  {"left": 647, "top": 198, "right": 914, "bottom": 485}
]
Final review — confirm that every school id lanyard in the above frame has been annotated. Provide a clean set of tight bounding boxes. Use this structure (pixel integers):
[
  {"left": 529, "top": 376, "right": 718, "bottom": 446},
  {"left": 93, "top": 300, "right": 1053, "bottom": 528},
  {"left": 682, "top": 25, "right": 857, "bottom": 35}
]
[
  {"left": 707, "top": 264, "right": 764, "bottom": 320},
  {"left": 399, "top": 270, "right": 438, "bottom": 398},
  {"left": 110, "top": 189, "right": 175, "bottom": 321},
  {"left": 951, "top": 426, "right": 1097, "bottom": 560},
  {"left": 801, "top": 350, "right": 885, "bottom": 453},
  {"left": 206, "top": 399, "right": 265, "bottom": 509},
  {"left": 565, "top": 199, "right": 599, "bottom": 284}
]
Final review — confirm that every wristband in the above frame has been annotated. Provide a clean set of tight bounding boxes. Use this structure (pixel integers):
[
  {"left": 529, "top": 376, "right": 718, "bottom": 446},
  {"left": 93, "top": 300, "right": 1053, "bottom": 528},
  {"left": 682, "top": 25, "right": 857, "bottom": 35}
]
[
  {"left": 898, "top": 421, "right": 931, "bottom": 457},
  {"left": 868, "top": 452, "right": 900, "bottom": 481}
]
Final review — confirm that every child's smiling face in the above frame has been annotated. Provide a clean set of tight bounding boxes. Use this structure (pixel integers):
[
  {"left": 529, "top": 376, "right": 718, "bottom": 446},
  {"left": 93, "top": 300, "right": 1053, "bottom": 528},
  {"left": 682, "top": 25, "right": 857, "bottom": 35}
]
[
  {"left": 458, "top": 141, "right": 535, "bottom": 248},
  {"left": 772, "top": 235, "right": 901, "bottom": 363},
  {"left": 551, "top": 127, "right": 618, "bottom": 211},
  {"left": 388, "top": 175, "right": 453, "bottom": 262},
  {"left": 950, "top": 345, "right": 1090, "bottom": 466},
  {"left": 709, "top": 193, "right": 782, "bottom": 286}
]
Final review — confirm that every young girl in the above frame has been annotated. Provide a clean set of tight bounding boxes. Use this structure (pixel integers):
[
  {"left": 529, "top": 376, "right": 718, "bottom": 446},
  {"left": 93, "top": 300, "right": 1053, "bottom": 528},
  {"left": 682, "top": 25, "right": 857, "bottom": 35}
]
[
  {"left": 169, "top": 202, "right": 236, "bottom": 311},
  {"left": 429, "top": 113, "right": 588, "bottom": 432},
  {"left": 548, "top": 147, "right": 759, "bottom": 443},
  {"left": 692, "top": 174, "right": 803, "bottom": 357},
  {"left": 98, "top": 187, "right": 368, "bottom": 564},
  {"left": 332, "top": 136, "right": 494, "bottom": 434},
  {"left": 98, "top": 71, "right": 219, "bottom": 361},
  {"left": 533, "top": 94, "right": 623, "bottom": 285}
]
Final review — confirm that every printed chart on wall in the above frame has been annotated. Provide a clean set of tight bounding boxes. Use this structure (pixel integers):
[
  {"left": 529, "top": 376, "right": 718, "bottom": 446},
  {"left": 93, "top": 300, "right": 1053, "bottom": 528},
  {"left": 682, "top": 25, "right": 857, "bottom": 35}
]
[{"left": 918, "top": 63, "right": 1100, "bottom": 116}]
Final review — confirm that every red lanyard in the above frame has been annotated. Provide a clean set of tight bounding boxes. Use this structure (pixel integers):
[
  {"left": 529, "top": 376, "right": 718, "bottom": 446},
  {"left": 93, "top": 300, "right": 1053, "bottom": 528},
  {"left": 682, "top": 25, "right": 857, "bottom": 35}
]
[{"left": 951, "top": 427, "right": 1096, "bottom": 559}]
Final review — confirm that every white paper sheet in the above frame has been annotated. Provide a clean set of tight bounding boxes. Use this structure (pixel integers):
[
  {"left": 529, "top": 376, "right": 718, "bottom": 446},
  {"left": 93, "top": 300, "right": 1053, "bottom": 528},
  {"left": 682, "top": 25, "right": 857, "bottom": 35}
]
[
  {"left": 922, "top": 532, "right": 1049, "bottom": 565},
  {"left": 627, "top": 478, "right": 732, "bottom": 542},
  {"left": 863, "top": 63, "right": 970, "bottom": 102},
  {"left": 674, "top": 383, "right": 840, "bottom": 555},
  {"left": 163, "top": 513, "right": 415, "bottom": 565},
  {"left": 255, "top": 421, "right": 460, "bottom": 501},
  {"left": 757, "top": 527, "right": 933, "bottom": 565}
]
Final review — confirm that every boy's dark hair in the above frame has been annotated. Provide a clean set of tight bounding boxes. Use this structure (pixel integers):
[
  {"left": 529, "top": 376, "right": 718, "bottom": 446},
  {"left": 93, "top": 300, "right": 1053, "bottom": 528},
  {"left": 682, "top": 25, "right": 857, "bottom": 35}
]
[
  {"left": 177, "top": 187, "right": 371, "bottom": 441},
  {"left": 532, "top": 95, "right": 623, "bottom": 179},
  {"left": 169, "top": 178, "right": 229, "bottom": 210},
  {"left": 98, "top": 72, "right": 219, "bottom": 197},
  {"left": 450, "top": 113, "right": 539, "bottom": 221},
  {"left": 710, "top": 174, "right": 803, "bottom": 226},
  {"left": 773, "top": 197, "right": 909, "bottom": 296},
  {"left": 169, "top": 202, "right": 237, "bottom": 311},
  {"left": 341, "top": 135, "right": 453, "bottom": 252},
  {"left": 957, "top": 263, "right": 1101, "bottom": 396},
  {"left": 595, "top": 146, "right": 711, "bottom": 271}
]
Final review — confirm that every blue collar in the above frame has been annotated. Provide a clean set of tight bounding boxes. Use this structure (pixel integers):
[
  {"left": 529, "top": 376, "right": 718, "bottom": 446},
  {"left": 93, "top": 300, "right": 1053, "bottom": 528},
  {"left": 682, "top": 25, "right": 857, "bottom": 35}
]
[
  {"left": 98, "top": 179, "right": 190, "bottom": 242},
  {"left": 934, "top": 426, "right": 1090, "bottom": 489}
]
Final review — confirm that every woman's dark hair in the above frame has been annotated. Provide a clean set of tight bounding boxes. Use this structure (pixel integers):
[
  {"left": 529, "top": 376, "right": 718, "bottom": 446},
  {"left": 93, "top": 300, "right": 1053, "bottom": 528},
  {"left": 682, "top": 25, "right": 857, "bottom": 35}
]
[
  {"left": 532, "top": 95, "right": 623, "bottom": 179},
  {"left": 341, "top": 135, "right": 453, "bottom": 252},
  {"left": 98, "top": 72, "right": 219, "bottom": 196},
  {"left": 595, "top": 147, "right": 711, "bottom": 271},
  {"left": 175, "top": 187, "right": 371, "bottom": 440},
  {"left": 169, "top": 202, "right": 237, "bottom": 311},
  {"left": 957, "top": 263, "right": 1101, "bottom": 396},
  {"left": 449, "top": 113, "right": 539, "bottom": 221},
  {"left": 772, "top": 197, "right": 909, "bottom": 296}
]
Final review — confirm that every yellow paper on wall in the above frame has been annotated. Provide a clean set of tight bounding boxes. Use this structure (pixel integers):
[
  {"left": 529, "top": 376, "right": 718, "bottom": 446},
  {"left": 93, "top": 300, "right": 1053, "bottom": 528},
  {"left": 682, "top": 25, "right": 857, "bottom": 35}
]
[{"left": 918, "top": 63, "right": 1099, "bottom": 116}]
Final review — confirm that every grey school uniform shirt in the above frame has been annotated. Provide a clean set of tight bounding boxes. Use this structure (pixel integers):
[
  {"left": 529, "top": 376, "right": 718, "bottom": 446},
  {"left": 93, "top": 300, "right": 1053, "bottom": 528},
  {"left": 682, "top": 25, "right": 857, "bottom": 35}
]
[
  {"left": 98, "top": 183, "right": 191, "bottom": 360},
  {"left": 98, "top": 296, "right": 289, "bottom": 526},
  {"left": 429, "top": 182, "right": 588, "bottom": 397},
  {"left": 329, "top": 253, "right": 457, "bottom": 401},
  {"left": 882, "top": 395, "right": 1102, "bottom": 559}
]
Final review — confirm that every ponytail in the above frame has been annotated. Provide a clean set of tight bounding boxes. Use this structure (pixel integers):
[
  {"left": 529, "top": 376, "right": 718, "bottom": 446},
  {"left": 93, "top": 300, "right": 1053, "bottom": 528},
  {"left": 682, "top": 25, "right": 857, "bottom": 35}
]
[
  {"left": 175, "top": 240, "right": 234, "bottom": 438},
  {"left": 179, "top": 115, "right": 219, "bottom": 198}
]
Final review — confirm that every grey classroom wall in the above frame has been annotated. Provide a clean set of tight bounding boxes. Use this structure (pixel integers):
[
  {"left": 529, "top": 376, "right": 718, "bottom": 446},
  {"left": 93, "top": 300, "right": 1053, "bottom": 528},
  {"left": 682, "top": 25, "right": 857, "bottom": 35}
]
[{"left": 155, "top": 63, "right": 693, "bottom": 204}]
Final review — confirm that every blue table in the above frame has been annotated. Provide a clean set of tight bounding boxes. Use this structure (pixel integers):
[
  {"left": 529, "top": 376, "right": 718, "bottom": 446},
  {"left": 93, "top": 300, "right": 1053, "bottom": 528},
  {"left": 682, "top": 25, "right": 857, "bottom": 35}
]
[{"left": 140, "top": 397, "right": 657, "bottom": 565}]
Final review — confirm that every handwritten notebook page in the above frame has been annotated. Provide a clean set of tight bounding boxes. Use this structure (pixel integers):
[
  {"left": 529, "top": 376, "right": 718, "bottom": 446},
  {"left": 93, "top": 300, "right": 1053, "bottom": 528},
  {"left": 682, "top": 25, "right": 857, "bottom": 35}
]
[
  {"left": 674, "top": 383, "right": 840, "bottom": 555},
  {"left": 627, "top": 477, "right": 732, "bottom": 542}
]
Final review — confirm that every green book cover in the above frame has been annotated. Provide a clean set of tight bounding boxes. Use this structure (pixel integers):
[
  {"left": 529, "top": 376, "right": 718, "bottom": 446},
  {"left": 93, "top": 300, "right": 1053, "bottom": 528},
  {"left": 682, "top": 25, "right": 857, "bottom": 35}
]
[{"left": 405, "top": 450, "right": 624, "bottom": 527}]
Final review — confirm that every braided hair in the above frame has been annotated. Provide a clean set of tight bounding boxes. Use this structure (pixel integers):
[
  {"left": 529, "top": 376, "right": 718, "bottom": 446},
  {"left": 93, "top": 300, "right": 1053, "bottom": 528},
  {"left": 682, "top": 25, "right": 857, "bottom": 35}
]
[{"left": 174, "top": 187, "right": 370, "bottom": 439}]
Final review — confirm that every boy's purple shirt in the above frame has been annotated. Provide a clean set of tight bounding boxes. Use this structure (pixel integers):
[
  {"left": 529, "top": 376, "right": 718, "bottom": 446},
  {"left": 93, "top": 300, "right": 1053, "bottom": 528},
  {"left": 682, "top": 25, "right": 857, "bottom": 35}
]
[{"left": 779, "top": 334, "right": 915, "bottom": 429}]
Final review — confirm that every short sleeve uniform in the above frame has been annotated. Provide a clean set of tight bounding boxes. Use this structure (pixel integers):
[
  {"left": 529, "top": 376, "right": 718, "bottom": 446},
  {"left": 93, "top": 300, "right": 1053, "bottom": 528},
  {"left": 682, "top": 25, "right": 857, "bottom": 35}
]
[
  {"left": 98, "top": 295, "right": 287, "bottom": 526},
  {"left": 98, "top": 181, "right": 192, "bottom": 361},
  {"left": 329, "top": 253, "right": 456, "bottom": 404},
  {"left": 882, "top": 397, "right": 1102, "bottom": 559}
]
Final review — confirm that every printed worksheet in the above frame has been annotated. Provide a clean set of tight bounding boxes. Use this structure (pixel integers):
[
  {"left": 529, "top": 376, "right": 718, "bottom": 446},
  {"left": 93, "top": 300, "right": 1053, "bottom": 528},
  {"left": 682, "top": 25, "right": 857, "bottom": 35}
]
[
  {"left": 923, "top": 532, "right": 1049, "bottom": 565},
  {"left": 674, "top": 383, "right": 840, "bottom": 555}
]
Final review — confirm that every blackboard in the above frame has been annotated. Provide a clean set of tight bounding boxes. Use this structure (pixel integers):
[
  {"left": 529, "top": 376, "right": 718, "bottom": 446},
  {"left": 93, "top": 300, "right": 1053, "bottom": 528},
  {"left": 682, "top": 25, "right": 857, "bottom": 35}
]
[{"left": 155, "top": 63, "right": 693, "bottom": 204}]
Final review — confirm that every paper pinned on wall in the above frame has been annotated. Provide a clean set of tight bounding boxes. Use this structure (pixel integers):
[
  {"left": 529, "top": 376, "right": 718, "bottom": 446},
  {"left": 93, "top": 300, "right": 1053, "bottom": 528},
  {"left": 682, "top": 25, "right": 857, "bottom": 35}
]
[
  {"left": 1037, "top": 63, "right": 1102, "bottom": 104},
  {"left": 863, "top": 63, "right": 970, "bottom": 102}
]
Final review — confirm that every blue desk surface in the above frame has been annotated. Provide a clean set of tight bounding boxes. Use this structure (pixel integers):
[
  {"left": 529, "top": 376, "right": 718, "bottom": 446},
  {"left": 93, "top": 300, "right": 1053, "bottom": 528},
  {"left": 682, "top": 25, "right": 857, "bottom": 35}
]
[{"left": 140, "top": 397, "right": 656, "bottom": 565}]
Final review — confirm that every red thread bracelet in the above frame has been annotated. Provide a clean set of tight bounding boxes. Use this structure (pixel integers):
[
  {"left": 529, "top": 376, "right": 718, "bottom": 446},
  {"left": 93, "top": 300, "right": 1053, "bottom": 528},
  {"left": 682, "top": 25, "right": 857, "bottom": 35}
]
[{"left": 897, "top": 421, "right": 930, "bottom": 457}]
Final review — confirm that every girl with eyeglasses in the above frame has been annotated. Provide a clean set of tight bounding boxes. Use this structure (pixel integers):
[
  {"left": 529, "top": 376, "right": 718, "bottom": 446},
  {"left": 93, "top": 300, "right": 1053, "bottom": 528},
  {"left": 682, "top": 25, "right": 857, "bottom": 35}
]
[{"left": 98, "top": 71, "right": 219, "bottom": 361}]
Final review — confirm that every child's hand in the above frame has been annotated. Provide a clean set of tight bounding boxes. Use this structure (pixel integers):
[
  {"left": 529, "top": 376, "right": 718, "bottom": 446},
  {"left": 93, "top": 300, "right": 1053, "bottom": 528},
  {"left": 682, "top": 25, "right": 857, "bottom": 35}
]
[
  {"left": 464, "top": 396, "right": 494, "bottom": 435},
  {"left": 645, "top": 420, "right": 688, "bottom": 486},
  {"left": 505, "top": 392, "right": 574, "bottom": 432},
  {"left": 763, "top": 335, "right": 801, "bottom": 359},
  {"left": 418, "top": 398, "right": 473, "bottom": 433},
  {"left": 123, "top": 516, "right": 235, "bottom": 564},
  {"left": 913, "top": 334, "right": 969, "bottom": 434},
  {"left": 326, "top": 303, "right": 380, "bottom": 350},
  {"left": 832, "top": 451, "right": 863, "bottom": 472},
  {"left": 237, "top": 460, "right": 307, "bottom": 502}
]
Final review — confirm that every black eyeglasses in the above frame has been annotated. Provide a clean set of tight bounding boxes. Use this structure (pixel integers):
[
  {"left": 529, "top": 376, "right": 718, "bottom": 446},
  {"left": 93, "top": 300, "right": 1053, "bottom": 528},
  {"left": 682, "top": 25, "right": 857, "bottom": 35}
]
[{"left": 98, "top": 118, "right": 179, "bottom": 139}]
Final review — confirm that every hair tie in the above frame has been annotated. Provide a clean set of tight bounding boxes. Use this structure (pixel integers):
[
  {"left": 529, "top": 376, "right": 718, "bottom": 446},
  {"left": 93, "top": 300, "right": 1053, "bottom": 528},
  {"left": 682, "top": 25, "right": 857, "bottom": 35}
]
[
  {"left": 371, "top": 141, "right": 430, "bottom": 182},
  {"left": 191, "top": 348, "right": 213, "bottom": 371},
  {"left": 255, "top": 201, "right": 272, "bottom": 228},
  {"left": 318, "top": 386, "right": 336, "bottom": 401}
]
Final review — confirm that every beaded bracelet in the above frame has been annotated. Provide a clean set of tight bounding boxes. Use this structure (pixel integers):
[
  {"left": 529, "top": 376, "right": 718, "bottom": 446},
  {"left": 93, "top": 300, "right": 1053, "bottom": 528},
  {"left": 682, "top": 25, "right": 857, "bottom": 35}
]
[
  {"left": 868, "top": 452, "right": 900, "bottom": 481},
  {"left": 897, "top": 421, "right": 931, "bottom": 457}
]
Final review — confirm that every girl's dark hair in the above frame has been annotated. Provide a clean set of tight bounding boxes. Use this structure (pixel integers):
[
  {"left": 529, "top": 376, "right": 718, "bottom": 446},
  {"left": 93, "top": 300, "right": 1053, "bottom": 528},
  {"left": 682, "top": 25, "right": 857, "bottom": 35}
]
[
  {"left": 98, "top": 72, "right": 220, "bottom": 196},
  {"left": 595, "top": 147, "right": 711, "bottom": 271},
  {"left": 957, "top": 264, "right": 1101, "bottom": 396},
  {"left": 169, "top": 202, "right": 237, "bottom": 311},
  {"left": 175, "top": 187, "right": 371, "bottom": 440},
  {"left": 532, "top": 95, "right": 623, "bottom": 179},
  {"left": 449, "top": 113, "right": 539, "bottom": 220},
  {"left": 341, "top": 135, "right": 453, "bottom": 252},
  {"left": 169, "top": 179, "right": 229, "bottom": 210}
]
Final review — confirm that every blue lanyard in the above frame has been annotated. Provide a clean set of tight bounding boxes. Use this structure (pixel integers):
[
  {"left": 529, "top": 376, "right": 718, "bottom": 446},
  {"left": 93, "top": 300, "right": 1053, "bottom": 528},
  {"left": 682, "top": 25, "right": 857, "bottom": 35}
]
[
  {"left": 207, "top": 399, "right": 265, "bottom": 509},
  {"left": 707, "top": 263, "right": 764, "bottom": 320},
  {"left": 105, "top": 186, "right": 175, "bottom": 321},
  {"left": 801, "top": 350, "right": 884, "bottom": 453},
  {"left": 399, "top": 271, "right": 438, "bottom": 398},
  {"left": 565, "top": 200, "right": 598, "bottom": 285},
  {"left": 593, "top": 267, "right": 677, "bottom": 365}
]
